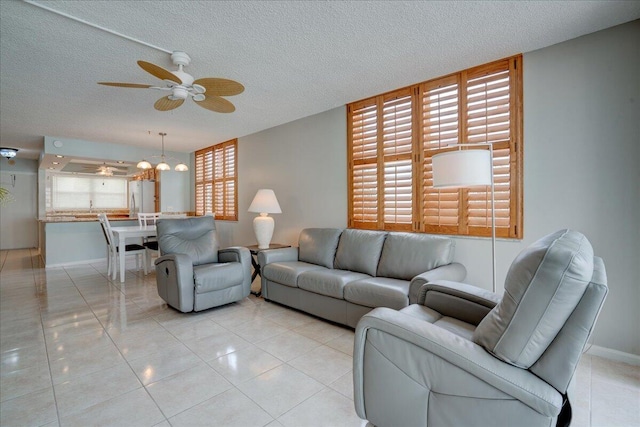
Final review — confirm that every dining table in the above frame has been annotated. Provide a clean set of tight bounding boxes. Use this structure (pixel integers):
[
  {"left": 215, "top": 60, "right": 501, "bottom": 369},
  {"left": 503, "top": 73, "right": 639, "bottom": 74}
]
[{"left": 110, "top": 224, "right": 157, "bottom": 283}]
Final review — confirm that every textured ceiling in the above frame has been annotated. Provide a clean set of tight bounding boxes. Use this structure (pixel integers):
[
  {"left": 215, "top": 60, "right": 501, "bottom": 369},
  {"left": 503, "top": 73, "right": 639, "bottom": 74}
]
[{"left": 1, "top": 0, "right": 639, "bottom": 160}]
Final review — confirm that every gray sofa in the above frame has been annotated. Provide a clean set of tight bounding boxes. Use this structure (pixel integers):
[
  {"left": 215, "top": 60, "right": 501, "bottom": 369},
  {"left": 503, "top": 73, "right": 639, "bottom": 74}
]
[{"left": 258, "top": 228, "right": 466, "bottom": 327}]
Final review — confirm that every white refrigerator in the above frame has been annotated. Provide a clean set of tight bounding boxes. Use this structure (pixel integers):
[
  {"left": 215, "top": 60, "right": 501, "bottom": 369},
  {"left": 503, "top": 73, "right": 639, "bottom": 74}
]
[{"left": 129, "top": 180, "right": 155, "bottom": 217}]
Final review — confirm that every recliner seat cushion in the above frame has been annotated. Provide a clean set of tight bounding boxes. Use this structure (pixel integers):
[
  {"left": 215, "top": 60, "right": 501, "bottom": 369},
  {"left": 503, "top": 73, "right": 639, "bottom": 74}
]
[
  {"left": 298, "top": 228, "right": 343, "bottom": 269},
  {"left": 377, "top": 232, "right": 455, "bottom": 280},
  {"left": 157, "top": 216, "right": 219, "bottom": 265},
  {"left": 262, "top": 261, "right": 325, "bottom": 288},
  {"left": 193, "top": 262, "right": 244, "bottom": 293},
  {"left": 473, "top": 229, "right": 594, "bottom": 368},
  {"left": 345, "top": 277, "right": 410, "bottom": 310},
  {"left": 334, "top": 229, "right": 387, "bottom": 276},
  {"left": 298, "top": 269, "right": 370, "bottom": 299}
]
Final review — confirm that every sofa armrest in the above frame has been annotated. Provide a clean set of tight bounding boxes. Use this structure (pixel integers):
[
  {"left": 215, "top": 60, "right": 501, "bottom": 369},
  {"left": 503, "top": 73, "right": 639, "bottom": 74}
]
[
  {"left": 408, "top": 262, "right": 467, "bottom": 304},
  {"left": 219, "top": 246, "right": 252, "bottom": 290},
  {"left": 257, "top": 247, "right": 299, "bottom": 266},
  {"left": 154, "top": 253, "right": 195, "bottom": 312},
  {"left": 354, "top": 308, "right": 562, "bottom": 420}
]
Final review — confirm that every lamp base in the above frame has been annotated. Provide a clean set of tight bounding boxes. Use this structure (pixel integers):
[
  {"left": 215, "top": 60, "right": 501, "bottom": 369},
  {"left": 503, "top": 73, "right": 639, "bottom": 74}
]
[{"left": 253, "top": 214, "right": 274, "bottom": 249}]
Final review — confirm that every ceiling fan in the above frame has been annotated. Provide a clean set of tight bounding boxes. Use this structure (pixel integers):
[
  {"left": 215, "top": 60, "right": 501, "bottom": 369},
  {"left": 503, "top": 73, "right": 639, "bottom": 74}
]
[
  {"left": 98, "top": 51, "right": 244, "bottom": 113},
  {"left": 83, "top": 163, "right": 128, "bottom": 176}
]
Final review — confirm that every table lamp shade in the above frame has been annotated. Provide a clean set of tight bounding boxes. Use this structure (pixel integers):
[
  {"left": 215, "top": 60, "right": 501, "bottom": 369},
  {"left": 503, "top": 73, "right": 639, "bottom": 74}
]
[
  {"left": 432, "top": 149, "right": 492, "bottom": 188},
  {"left": 248, "top": 189, "right": 282, "bottom": 249},
  {"left": 248, "top": 189, "right": 282, "bottom": 214}
]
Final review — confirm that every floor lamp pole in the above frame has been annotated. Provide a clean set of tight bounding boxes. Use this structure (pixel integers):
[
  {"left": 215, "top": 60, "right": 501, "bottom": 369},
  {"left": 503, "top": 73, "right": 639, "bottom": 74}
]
[{"left": 489, "top": 143, "right": 496, "bottom": 293}]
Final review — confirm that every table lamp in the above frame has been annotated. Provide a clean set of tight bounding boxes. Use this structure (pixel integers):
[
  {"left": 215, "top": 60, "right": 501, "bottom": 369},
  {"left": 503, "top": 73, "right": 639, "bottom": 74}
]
[{"left": 248, "top": 189, "right": 282, "bottom": 249}]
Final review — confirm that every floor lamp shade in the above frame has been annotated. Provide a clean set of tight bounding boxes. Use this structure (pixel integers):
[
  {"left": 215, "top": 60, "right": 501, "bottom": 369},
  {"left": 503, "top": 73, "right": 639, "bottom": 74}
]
[
  {"left": 248, "top": 189, "right": 282, "bottom": 249},
  {"left": 432, "top": 149, "right": 492, "bottom": 188}
]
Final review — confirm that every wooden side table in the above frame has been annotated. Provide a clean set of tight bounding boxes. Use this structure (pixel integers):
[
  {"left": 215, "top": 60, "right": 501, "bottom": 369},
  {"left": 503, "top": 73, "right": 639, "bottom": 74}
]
[{"left": 246, "top": 243, "right": 291, "bottom": 296}]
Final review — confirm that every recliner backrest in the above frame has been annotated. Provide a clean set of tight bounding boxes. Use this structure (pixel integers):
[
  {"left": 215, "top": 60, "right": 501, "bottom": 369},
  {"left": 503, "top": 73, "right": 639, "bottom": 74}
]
[
  {"left": 157, "top": 216, "right": 219, "bottom": 265},
  {"left": 473, "top": 229, "right": 602, "bottom": 370},
  {"left": 529, "top": 256, "right": 607, "bottom": 392}
]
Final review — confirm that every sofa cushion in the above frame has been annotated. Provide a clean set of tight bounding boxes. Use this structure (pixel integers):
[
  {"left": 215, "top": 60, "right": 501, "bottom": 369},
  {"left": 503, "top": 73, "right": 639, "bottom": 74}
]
[
  {"left": 334, "top": 229, "right": 387, "bottom": 276},
  {"left": 262, "top": 261, "right": 325, "bottom": 288},
  {"left": 473, "top": 229, "right": 594, "bottom": 368},
  {"left": 377, "top": 233, "right": 455, "bottom": 280},
  {"left": 298, "top": 269, "right": 370, "bottom": 299},
  {"left": 193, "top": 262, "right": 244, "bottom": 293},
  {"left": 344, "top": 277, "right": 410, "bottom": 310},
  {"left": 298, "top": 228, "right": 343, "bottom": 269}
]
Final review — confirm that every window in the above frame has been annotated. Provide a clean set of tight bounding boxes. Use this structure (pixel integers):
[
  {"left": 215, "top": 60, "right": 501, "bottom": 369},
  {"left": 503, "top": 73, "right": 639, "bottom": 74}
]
[
  {"left": 195, "top": 139, "right": 238, "bottom": 220},
  {"left": 347, "top": 55, "right": 523, "bottom": 238},
  {"left": 50, "top": 175, "right": 128, "bottom": 210}
]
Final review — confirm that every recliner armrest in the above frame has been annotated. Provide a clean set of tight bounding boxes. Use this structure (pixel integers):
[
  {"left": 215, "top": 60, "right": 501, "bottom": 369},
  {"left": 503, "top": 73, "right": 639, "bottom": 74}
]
[
  {"left": 257, "top": 247, "right": 299, "bottom": 266},
  {"left": 219, "top": 246, "right": 250, "bottom": 264},
  {"left": 154, "top": 253, "right": 195, "bottom": 312},
  {"left": 219, "top": 246, "right": 252, "bottom": 289},
  {"left": 417, "top": 280, "right": 500, "bottom": 326},
  {"left": 354, "top": 308, "right": 562, "bottom": 419},
  {"left": 408, "top": 262, "right": 467, "bottom": 304}
]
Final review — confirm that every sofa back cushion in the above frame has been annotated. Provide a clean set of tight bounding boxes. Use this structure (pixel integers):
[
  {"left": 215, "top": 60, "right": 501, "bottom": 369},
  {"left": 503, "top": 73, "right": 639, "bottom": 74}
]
[
  {"left": 298, "top": 228, "right": 343, "bottom": 269},
  {"left": 157, "top": 216, "right": 218, "bottom": 266},
  {"left": 473, "top": 229, "right": 594, "bottom": 368},
  {"left": 377, "top": 233, "right": 455, "bottom": 280},
  {"left": 334, "top": 229, "right": 387, "bottom": 276}
]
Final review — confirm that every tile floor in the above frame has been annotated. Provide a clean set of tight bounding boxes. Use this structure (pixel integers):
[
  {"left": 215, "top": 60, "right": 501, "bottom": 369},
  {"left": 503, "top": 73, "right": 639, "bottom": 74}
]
[{"left": 1, "top": 248, "right": 639, "bottom": 427}]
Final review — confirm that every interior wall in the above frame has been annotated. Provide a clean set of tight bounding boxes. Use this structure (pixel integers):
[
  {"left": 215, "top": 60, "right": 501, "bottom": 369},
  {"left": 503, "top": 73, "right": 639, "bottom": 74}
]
[
  {"left": 214, "top": 107, "right": 348, "bottom": 248},
  {"left": 0, "top": 159, "right": 38, "bottom": 249},
  {"left": 456, "top": 20, "right": 639, "bottom": 355},
  {"left": 217, "top": 21, "right": 638, "bottom": 356}
]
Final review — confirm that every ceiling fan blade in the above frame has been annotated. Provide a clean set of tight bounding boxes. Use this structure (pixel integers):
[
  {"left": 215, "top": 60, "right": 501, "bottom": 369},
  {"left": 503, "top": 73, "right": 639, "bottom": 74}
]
[
  {"left": 138, "top": 60, "right": 183, "bottom": 85},
  {"left": 193, "top": 78, "right": 244, "bottom": 96},
  {"left": 195, "top": 95, "right": 235, "bottom": 113},
  {"left": 98, "top": 82, "right": 153, "bottom": 88},
  {"left": 154, "top": 96, "right": 184, "bottom": 111}
]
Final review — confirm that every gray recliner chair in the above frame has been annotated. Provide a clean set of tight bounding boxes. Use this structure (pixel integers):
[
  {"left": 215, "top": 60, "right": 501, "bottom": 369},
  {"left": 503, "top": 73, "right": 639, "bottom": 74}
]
[
  {"left": 154, "top": 216, "right": 251, "bottom": 312},
  {"left": 353, "top": 229, "right": 608, "bottom": 427}
]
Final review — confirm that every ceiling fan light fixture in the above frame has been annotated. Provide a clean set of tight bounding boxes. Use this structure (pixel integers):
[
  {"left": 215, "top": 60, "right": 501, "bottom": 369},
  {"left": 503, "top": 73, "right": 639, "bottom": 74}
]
[
  {"left": 137, "top": 159, "right": 152, "bottom": 169},
  {"left": 172, "top": 87, "right": 189, "bottom": 99},
  {"left": 0, "top": 147, "right": 18, "bottom": 158},
  {"left": 174, "top": 163, "right": 188, "bottom": 172}
]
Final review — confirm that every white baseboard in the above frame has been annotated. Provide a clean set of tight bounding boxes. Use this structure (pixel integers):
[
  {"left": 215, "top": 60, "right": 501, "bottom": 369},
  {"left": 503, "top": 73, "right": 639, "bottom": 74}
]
[
  {"left": 586, "top": 344, "right": 640, "bottom": 366},
  {"left": 45, "top": 257, "right": 105, "bottom": 268}
]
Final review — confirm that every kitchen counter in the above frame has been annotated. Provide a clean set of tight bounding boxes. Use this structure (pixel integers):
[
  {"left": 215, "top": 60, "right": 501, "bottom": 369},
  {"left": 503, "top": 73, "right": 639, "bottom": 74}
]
[{"left": 38, "top": 216, "right": 134, "bottom": 223}]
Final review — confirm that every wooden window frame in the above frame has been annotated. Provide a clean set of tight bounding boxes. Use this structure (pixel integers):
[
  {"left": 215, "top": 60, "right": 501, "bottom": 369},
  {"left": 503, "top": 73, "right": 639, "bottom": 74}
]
[
  {"left": 347, "top": 55, "right": 523, "bottom": 239},
  {"left": 195, "top": 138, "right": 238, "bottom": 221}
]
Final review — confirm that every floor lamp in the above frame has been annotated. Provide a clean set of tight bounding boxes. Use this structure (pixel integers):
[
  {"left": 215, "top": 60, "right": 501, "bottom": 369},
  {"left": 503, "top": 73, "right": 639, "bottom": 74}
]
[{"left": 431, "top": 143, "right": 496, "bottom": 293}]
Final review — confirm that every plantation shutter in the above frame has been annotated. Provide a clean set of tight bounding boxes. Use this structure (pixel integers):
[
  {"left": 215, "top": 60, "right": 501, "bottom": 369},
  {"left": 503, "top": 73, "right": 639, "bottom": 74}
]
[
  {"left": 347, "top": 54, "right": 522, "bottom": 239},
  {"left": 381, "top": 89, "right": 414, "bottom": 230},
  {"left": 422, "top": 75, "right": 461, "bottom": 234},
  {"left": 464, "top": 59, "right": 518, "bottom": 237},
  {"left": 195, "top": 139, "right": 238, "bottom": 220},
  {"left": 348, "top": 100, "right": 379, "bottom": 229}
]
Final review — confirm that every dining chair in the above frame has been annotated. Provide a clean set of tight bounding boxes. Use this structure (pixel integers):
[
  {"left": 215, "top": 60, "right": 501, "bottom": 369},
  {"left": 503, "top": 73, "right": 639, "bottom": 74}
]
[
  {"left": 98, "top": 213, "right": 147, "bottom": 280},
  {"left": 138, "top": 212, "right": 162, "bottom": 271}
]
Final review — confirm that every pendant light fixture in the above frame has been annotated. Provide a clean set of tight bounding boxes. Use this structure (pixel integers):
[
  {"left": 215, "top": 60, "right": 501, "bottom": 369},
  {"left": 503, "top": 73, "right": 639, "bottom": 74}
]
[
  {"left": 137, "top": 132, "right": 188, "bottom": 171},
  {"left": 156, "top": 132, "right": 171, "bottom": 171}
]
